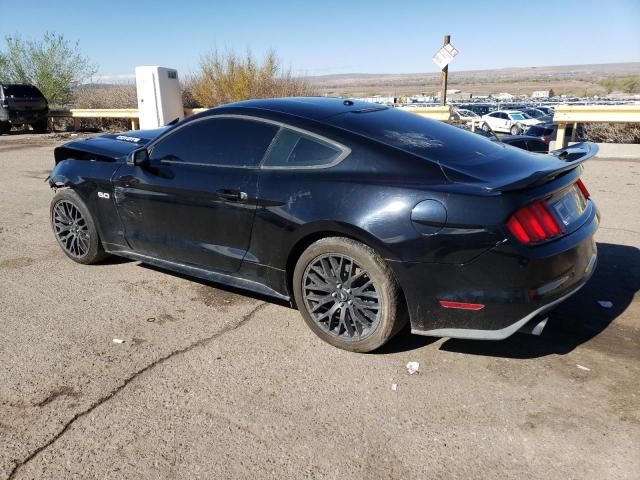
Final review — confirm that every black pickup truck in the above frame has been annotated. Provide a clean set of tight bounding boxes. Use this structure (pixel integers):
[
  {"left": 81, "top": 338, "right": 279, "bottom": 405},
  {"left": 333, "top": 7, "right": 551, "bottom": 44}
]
[{"left": 0, "top": 83, "right": 49, "bottom": 134}]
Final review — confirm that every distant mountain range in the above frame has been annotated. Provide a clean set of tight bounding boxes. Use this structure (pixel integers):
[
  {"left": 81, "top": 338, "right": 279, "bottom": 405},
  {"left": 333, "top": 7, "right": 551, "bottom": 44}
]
[{"left": 307, "top": 62, "right": 640, "bottom": 97}]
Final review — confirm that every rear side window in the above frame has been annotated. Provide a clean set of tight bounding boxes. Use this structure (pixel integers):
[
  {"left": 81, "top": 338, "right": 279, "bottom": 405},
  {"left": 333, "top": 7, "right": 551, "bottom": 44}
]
[
  {"left": 262, "top": 129, "right": 347, "bottom": 168},
  {"left": 328, "top": 107, "right": 507, "bottom": 168},
  {"left": 150, "top": 117, "right": 278, "bottom": 167}
]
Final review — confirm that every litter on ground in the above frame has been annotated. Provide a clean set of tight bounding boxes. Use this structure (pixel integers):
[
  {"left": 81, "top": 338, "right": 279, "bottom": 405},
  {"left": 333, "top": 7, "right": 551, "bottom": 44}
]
[{"left": 406, "top": 362, "right": 420, "bottom": 375}]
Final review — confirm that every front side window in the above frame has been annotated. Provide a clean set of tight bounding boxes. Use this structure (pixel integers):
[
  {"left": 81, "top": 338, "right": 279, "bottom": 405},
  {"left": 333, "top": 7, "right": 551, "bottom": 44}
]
[
  {"left": 262, "top": 129, "right": 346, "bottom": 168},
  {"left": 510, "top": 114, "right": 525, "bottom": 121},
  {"left": 150, "top": 117, "right": 278, "bottom": 167}
]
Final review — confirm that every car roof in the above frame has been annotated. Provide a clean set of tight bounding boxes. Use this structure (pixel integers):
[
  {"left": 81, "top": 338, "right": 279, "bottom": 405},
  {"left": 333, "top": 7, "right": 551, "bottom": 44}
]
[{"left": 213, "top": 97, "right": 388, "bottom": 122}]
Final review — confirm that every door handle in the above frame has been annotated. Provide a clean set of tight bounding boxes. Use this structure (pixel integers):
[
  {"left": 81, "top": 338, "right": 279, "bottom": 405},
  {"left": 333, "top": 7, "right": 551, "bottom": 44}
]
[{"left": 216, "top": 189, "right": 248, "bottom": 202}]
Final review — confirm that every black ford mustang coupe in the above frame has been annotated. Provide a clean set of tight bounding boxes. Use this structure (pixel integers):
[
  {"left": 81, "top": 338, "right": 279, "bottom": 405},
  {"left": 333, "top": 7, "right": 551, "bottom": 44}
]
[{"left": 49, "top": 98, "right": 599, "bottom": 352}]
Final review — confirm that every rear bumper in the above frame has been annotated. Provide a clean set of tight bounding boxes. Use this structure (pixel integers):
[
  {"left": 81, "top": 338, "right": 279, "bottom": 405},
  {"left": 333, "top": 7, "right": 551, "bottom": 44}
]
[
  {"left": 410, "top": 276, "right": 589, "bottom": 340},
  {"left": 391, "top": 201, "right": 599, "bottom": 340}
]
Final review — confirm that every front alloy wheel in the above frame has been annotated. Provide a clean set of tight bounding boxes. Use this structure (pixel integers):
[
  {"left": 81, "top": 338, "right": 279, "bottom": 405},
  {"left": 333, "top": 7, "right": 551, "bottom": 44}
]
[
  {"left": 50, "top": 189, "right": 109, "bottom": 264},
  {"left": 53, "top": 200, "right": 91, "bottom": 258}
]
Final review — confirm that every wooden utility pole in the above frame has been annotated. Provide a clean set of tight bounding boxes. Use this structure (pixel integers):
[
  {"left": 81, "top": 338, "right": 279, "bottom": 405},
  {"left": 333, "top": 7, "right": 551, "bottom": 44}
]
[{"left": 440, "top": 35, "right": 451, "bottom": 106}]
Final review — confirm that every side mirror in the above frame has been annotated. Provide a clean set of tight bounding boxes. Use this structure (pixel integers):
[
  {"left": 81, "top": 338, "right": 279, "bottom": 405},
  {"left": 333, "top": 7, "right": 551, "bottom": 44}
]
[{"left": 127, "top": 147, "right": 149, "bottom": 167}]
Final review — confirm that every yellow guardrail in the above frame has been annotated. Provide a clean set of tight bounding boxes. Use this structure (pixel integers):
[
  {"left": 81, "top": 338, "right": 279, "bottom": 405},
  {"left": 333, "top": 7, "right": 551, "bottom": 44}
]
[
  {"left": 50, "top": 107, "right": 214, "bottom": 130},
  {"left": 50, "top": 108, "right": 141, "bottom": 130},
  {"left": 553, "top": 105, "right": 640, "bottom": 148},
  {"left": 397, "top": 105, "right": 452, "bottom": 121}
]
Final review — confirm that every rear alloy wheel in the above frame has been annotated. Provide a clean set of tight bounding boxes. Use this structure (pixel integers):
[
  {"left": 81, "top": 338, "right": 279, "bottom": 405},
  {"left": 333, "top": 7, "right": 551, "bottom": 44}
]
[
  {"left": 293, "top": 237, "right": 407, "bottom": 352},
  {"left": 50, "top": 190, "right": 109, "bottom": 264},
  {"left": 510, "top": 124, "right": 521, "bottom": 135}
]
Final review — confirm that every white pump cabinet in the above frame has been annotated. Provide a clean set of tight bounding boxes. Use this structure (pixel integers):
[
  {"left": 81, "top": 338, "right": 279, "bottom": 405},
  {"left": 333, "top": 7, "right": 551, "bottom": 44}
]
[{"left": 135, "top": 66, "right": 183, "bottom": 130}]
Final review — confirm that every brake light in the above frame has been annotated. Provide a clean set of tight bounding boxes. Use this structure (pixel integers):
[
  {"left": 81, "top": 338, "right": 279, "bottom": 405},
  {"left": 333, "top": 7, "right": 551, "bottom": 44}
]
[
  {"left": 507, "top": 201, "right": 563, "bottom": 244},
  {"left": 542, "top": 137, "right": 551, "bottom": 143},
  {"left": 576, "top": 179, "right": 590, "bottom": 199}
]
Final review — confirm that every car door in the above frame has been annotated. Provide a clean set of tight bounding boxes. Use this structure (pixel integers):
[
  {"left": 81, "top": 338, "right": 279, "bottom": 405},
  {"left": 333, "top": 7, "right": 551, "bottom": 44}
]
[
  {"left": 112, "top": 115, "right": 279, "bottom": 273},
  {"left": 486, "top": 113, "right": 501, "bottom": 132},
  {"left": 500, "top": 113, "right": 511, "bottom": 131}
]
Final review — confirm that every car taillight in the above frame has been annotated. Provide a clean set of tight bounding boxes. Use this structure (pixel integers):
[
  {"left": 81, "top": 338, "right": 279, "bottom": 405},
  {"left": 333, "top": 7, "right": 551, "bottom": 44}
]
[
  {"left": 576, "top": 179, "right": 590, "bottom": 199},
  {"left": 507, "top": 201, "right": 563, "bottom": 245},
  {"left": 542, "top": 136, "right": 551, "bottom": 143}
]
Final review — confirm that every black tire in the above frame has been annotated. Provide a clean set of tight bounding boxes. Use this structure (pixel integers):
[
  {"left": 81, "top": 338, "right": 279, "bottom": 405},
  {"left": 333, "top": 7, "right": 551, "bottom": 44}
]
[
  {"left": 50, "top": 189, "right": 109, "bottom": 264},
  {"left": 31, "top": 118, "right": 48, "bottom": 133},
  {"left": 482, "top": 122, "right": 490, "bottom": 132},
  {"left": 293, "top": 237, "right": 407, "bottom": 353},
  {"left": 510, "top": 124, "right": 521, "bottom": 135},
  {"left": 0, "top": 121, "right": 10, "bottom": 135}
]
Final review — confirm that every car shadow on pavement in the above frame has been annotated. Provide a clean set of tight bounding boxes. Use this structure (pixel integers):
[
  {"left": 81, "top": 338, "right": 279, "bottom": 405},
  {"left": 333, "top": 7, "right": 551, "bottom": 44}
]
[{"left": 437, "top": 242, "right": 640, "bottom": 359}]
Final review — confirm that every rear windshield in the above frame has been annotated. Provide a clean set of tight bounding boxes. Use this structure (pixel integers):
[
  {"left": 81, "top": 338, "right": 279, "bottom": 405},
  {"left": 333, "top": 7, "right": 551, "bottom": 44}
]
[
  {"left": 2, "top": 84, "right": 43, "bottom": 98},
  {"left": 329, "top": 107, "right": 505, "bottom": 167}
]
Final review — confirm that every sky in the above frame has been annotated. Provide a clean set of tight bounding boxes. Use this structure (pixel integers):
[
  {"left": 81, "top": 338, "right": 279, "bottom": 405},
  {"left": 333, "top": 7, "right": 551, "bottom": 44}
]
[{"left": 4, "top": 0, "right": 640, "bottom": 82}]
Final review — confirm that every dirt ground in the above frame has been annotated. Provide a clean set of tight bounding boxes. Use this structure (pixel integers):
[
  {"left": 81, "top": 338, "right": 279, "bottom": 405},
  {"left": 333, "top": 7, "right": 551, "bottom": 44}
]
[{"left": 0, "top": 132, "right": 639, "bottom": 480}]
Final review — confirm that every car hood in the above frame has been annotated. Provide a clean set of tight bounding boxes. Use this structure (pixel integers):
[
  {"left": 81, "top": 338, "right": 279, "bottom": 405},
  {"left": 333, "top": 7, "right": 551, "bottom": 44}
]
[{"left": 54, "top": 127, "right": 169, "bottom": 162}]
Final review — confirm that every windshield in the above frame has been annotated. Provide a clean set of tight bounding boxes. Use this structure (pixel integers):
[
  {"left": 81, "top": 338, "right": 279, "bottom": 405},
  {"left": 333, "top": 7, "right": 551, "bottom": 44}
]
[
  {"left": 2, "top": 84, "right": 44, "bottom": 98},
  {"left": 329, "top": 107, "right": 508, "bottom": 168}
]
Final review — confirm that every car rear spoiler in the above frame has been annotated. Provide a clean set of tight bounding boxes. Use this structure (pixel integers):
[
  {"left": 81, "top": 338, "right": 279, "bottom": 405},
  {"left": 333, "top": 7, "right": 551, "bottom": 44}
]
[
  {"left": 493, "top": 142, "right": 599, "bottom": 192},
  {"left": 548, "top": 141, "right": 599, "bottom": 163}
]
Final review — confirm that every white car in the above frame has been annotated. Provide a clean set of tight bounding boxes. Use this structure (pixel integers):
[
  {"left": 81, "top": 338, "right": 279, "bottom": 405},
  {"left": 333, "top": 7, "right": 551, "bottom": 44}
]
[
  {"left": 452, "top": 108, "right": 485, "bottom": 128},
  {"left": 481, "top": 110, "right": 542, "bottom": 135}
]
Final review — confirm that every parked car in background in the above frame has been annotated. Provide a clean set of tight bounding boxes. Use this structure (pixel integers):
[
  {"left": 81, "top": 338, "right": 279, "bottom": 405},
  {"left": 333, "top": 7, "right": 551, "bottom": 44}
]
[
  {"left": 499, "top": 135, "right": 550, "bottom": 153},
  {"left": 520, "top": 108, "right": 553, "bottom": 124},
  {"left": 457, "top": 103, "right": 494, "bottom": 116},
  {"left": 451, "top": 108, "right": 485, "bottom": 127},
  {"left": 454, "top": 123, "right": 499, "bottom": 141},
  {"left": 524, "top": 123, "right": 585, "bottom": 143},
  {"left": 0, "top": 83, "right": 49, "bottom": 134},
  {"left": 482, "top": 110, "right": 542, "bottom": 134},
  {"left": 48, "top": 97, "right": 599, "bottom": 352},
  {"left": 534, "top": 106, "right": 555, "bottom": 116}
]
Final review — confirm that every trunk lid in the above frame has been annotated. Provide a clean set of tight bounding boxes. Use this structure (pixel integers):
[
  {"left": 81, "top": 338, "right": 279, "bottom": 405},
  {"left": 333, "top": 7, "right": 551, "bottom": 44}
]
[{"left": 441, "top": 142, "right": 598, "bottom": 192}]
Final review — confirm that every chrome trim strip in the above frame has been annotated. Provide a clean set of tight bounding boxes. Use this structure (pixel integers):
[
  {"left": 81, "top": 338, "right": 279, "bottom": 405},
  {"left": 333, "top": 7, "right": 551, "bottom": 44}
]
[{"left": 411, "top": 281, "right": 587, "bottom": 341}]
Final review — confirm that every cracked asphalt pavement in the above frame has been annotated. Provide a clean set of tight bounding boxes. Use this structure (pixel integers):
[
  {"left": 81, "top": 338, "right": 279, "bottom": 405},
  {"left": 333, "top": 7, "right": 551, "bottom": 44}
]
[{"left": 1, "top": 133, "right": 639, "bottom": 479}]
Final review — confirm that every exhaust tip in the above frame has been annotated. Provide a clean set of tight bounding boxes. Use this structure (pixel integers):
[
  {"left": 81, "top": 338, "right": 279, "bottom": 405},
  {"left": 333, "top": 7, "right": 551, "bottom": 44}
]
[{"left": 519, "top": 316, "right": 549, "bottom": 336}]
